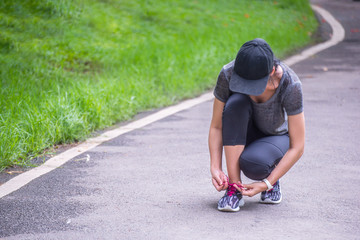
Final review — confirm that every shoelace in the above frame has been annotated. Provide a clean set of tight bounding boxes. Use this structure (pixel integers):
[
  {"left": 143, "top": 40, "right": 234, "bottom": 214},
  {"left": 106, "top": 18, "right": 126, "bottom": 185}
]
[
  {"left": 226, "top": 184, "right": 238, "bottom": 196},
  {"left": 226, "top": 177, "right": 245, "bottom": 196}
]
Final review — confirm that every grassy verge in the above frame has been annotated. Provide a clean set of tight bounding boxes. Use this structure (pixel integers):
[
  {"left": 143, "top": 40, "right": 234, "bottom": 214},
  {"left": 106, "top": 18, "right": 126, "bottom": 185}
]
[{"left": 0, "top": 0, "right": 318, "bottom": 169}]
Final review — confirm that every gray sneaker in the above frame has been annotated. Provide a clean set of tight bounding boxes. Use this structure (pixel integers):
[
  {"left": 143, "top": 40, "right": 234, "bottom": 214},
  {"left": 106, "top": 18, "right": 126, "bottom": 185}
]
[
  {"left": 217, "top": 185, "right": 245, "bottom": 212},
  {"left": 260, "top": 180, "right": 282, "bottom": 204}
]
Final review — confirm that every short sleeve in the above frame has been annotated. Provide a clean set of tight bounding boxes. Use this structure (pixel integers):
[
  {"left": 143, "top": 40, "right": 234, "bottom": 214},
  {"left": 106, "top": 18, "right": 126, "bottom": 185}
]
[
  {"left": 213, "top": 68, "right": 231, "bottom": 103},
  {"left": 283, "top": 82, "right": 303, "bottom": 115}
]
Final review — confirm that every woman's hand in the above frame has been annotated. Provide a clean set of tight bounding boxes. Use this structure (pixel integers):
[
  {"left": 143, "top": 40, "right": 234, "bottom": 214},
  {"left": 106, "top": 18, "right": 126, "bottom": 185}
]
[
  {"left": 211, "top": 168, "right": 228, "bottom": 191},
  {"left": 241, "top": 182, "right": 268, "bottom": 197}
]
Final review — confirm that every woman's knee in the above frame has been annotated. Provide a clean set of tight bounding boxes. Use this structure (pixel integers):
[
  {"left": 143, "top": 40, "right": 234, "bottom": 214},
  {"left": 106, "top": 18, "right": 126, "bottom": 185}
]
[
  {"left": 239, "top": 138, "right": 287, "bottom": 180},
  {"left": 240, "top": 157, "right": 274, "bottom": 180},
  {"left": 223, "top": 93, "right": 251, "bottom": 115}
]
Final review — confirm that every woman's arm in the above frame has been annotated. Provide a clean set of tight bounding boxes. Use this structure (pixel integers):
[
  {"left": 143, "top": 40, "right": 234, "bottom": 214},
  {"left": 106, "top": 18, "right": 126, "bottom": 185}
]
[
  {"left": 266, "top": 112, "right": 305, "bottom": 185},
  {"left": 209, "top": 98, "right": 228, "bottom": 191},
  {"left": 242, "top": 112, "right": 305, "bottom": 196}
]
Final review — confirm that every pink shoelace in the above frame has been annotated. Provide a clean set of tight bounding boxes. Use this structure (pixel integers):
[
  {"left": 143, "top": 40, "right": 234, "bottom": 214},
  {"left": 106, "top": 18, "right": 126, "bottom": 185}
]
[{"left": 226, "top": 177, "right": 245, "bottom": 196}]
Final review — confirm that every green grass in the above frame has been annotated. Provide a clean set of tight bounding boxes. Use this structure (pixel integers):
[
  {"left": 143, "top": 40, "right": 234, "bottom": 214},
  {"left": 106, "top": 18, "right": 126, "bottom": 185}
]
[{"left": 0, "top": 0, "right": 318, "bottom": 169}]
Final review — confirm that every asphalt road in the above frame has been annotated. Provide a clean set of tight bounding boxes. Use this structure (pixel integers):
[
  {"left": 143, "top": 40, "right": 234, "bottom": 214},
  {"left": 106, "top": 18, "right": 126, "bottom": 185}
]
[{"left": 1, "top": 0, "right": 359, "bottom": 239}]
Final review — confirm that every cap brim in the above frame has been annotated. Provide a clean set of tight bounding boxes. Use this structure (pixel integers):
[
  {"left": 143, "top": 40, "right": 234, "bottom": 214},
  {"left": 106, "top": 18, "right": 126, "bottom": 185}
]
[{"left": 229, "top": 71, "right": 269, "bottom": 96}]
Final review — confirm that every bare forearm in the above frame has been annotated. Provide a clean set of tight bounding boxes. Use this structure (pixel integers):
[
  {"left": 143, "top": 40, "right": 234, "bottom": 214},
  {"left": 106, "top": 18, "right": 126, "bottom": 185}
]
[
  {"left": 208, "top": 127, "right": 223, "bottom": 170},
  {"left": 266, "top": 147, "right": 304, "bottom": 185}
]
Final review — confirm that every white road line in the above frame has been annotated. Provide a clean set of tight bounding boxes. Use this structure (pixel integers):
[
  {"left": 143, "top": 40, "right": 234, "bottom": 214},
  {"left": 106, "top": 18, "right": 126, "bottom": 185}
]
[
  {"left": 0, "top": 5, "right": 345, "bottom": 199},
  {"left": 284, "top": 5, "right": 345, "bottom": 66}
]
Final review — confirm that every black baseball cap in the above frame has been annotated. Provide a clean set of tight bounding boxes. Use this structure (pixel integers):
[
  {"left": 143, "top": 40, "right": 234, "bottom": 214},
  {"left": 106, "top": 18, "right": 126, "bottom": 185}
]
[{"left": 229, "top": 38, "right": 274, "bottom": 96}]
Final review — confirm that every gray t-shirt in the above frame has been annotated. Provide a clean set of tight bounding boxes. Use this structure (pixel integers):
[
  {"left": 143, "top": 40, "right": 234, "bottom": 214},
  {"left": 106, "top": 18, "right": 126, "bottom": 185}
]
[{"left": 214, "top": 61, "right": 303, "bottom": 135}]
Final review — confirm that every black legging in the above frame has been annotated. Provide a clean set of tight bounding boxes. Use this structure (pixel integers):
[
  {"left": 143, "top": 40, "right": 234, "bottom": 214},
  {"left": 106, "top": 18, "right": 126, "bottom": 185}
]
[{"left": 222, "top": 93, "right": 289, "bottom": 180}]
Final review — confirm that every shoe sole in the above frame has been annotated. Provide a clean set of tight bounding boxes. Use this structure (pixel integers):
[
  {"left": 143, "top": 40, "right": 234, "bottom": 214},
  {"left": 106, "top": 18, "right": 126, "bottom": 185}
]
[
  {"left": 217, "top": 198, "right": 245, "bottom": 212},
  {"left": 218, "top": 205, "right": 240, "bottom": 212},
  {"left": 259, "top": 195, "right": 282, "bottom": 204}
]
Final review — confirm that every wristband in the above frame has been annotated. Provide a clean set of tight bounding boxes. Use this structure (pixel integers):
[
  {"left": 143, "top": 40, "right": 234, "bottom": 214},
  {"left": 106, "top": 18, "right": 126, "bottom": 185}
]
[{"left": 262, "top": 179, "right": 273, "bottom": 191}]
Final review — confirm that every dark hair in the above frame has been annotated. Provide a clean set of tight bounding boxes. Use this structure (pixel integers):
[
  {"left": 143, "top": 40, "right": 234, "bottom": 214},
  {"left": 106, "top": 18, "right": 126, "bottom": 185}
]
[
  {"left": 273, "top": 57, "right": 280, "bottom": 71},
  {"left": 269, "top": 57, "right": 280, "bottom": 88}
]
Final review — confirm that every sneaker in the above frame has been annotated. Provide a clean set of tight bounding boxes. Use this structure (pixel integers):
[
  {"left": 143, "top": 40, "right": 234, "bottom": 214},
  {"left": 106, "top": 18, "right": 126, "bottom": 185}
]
[
  {"left": 217, "top": 184, "right": 245, "bottom": 212},
  {"left": 260, "top": 180, "right": 282, "bottom": 204}
]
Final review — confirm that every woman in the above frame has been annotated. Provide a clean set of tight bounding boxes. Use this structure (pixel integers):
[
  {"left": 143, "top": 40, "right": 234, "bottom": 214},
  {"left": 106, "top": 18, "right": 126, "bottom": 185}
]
[{"left": 208, "top": 38, "right": 305, "bottom": 212}]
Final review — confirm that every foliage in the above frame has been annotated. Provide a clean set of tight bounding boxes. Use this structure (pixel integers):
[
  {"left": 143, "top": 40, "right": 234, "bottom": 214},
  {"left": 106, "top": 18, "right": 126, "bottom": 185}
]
[{"left": 0, "top": 0, "right": 317, "bottom": 168}]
